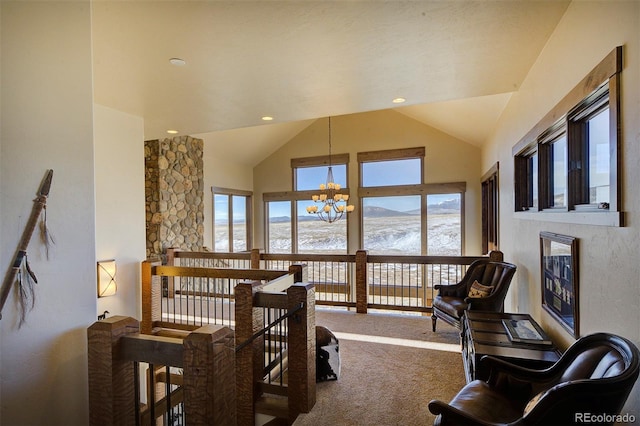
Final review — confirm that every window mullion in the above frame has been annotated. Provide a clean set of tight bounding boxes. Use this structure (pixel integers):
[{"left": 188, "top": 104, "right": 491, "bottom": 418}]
[
  {"left": 291, "top": 202, "right": 298, "bottom": 254},
  {"left": 538, "top": 142, "right": 551, "bottom": 210}
]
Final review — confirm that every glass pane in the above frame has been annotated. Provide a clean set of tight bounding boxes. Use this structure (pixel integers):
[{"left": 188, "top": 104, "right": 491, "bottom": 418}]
[
  {"left": 362, "top": 158, "right": 421, "bottom": 187},
  {"left": 362, "top": 196, "right": 421, "bottom": 255},
  {"left": 552, "top": 136, "right": 567, "bottom": 208},
  {"left": 296, "top": 164, "right": 347, "bottom": 191},
  {"left": 427, "top": 194, "right": 461, "bottom": 256},
  {"left": 297, "top": 200, "right": 347, "bottom": 253},
  {"left": 588, "top": 108, "right": 610, "bottom": 205},
  {"left": 232, "top": 195, "right": 247, "bottom": 252},
  {"left": 214, "top": 194, "right": 229, "bottom": 252},
  {"left": 267, "top": 201, "right": 291, "bottom": 253}
]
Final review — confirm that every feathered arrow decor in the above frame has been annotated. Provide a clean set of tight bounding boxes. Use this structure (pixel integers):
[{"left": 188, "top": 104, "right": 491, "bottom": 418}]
[{"left": 0, "top": 169, "right": 54, "bottom": 327}]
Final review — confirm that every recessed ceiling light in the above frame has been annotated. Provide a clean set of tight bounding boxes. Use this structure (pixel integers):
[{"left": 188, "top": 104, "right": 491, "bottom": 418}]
[
  {"left": 261, "top": 116, "right": 274, "bottom": 121},
  {"left": 167, "top": 129, "right": 179, "bottom": 134},
  {"left": 169, "top": 58, "right": 186, "bottom": 66},
  {"left": 392, "top": 97, "right": 406, "bottom": 104}
]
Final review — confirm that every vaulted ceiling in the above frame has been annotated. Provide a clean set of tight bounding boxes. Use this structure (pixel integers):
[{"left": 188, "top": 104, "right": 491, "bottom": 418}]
[{"left": 91, "top": 1, "right": 570, "bottom": 166}]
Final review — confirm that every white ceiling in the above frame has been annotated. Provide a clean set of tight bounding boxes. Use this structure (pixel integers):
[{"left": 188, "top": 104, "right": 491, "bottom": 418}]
[{"left": 91, "top": 1, "right": 570, "bottom": 166}]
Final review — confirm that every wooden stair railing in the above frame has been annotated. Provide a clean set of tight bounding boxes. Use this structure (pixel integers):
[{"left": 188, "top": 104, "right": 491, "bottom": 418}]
[
  {"left": 88, "top": 316, "right": 236, "bottom": 426},
  {"left": 135, "top": 260, "right": 314, "bottom": 425},
  {"left": 235, "top": 276, "right": 316, "bottom": 426},
  {"left": 165, "top": 248, "right": 505, "bottom": 315}
]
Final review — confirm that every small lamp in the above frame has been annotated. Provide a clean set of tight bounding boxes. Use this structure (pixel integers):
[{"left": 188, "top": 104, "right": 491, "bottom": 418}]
[{"left": 97, "top": 259, "right": 117, "bottom": 297}]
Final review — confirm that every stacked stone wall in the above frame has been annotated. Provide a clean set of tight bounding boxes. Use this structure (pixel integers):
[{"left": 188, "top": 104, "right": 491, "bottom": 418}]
[{"left": 145, "top": 136, "right": 204, "bottom": 259}]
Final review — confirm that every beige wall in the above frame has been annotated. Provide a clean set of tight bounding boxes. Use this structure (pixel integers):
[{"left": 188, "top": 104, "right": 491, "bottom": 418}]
[
  {"left": 201, "top": 136, "right": 254, "bottom": 250},
  {"left": 0, "top": 2, "right": 95, "bottom": 424},
  {"left": 94, "top": 104, "right": 146, "bottom": 320},
  {"left": 253, "top": 109, "right": 483, "bottom": 254},
  {"left": 483, "top": 0, "right": 640, "bottom": 411}
]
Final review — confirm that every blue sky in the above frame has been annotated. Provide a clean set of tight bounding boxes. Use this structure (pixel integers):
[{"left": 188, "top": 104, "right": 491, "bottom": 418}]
[{"left": 216, "top": 159, "right": 460, "bottom": 221}]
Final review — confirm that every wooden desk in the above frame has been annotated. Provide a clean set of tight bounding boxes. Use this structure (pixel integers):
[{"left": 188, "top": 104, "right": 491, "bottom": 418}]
[{"left": 462, "top": 311, "right": 561, "bottom": 383}]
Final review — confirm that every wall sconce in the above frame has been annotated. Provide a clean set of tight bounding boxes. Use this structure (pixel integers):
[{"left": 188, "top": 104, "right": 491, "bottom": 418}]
[{"left": 97, "top": 259, "right": 117, "bottom": 297}]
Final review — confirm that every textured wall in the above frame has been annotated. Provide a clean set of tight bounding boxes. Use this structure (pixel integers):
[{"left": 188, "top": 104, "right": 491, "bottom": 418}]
[{"left": 145, "top": 136, "right": 204, "bottom": 259}]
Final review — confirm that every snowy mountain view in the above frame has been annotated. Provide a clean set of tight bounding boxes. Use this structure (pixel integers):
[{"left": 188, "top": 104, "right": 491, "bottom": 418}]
[{"left": 264, "top": 197, "right": 461, "bottom": 255}]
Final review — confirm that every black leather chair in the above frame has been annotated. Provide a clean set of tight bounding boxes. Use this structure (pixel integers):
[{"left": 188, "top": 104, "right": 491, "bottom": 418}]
[
  {"left": 431, "top": 259, "right": 516, "bottom": 332},
  {"left": 428, "top": 333, "right": 640, "bottom": 425}
]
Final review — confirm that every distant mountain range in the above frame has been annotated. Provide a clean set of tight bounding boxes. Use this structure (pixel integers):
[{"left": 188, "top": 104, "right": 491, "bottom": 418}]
[
  {"left": 265, "top": 198, "right": 460, "bottom": 222},
  {"left": 431, "top": 198, "right": 461, "bottom": 211},
  {"left": 363, "top": 205, "right": 415, "bottom": 217},
  {"left": 361, "top": 198, "right": 460, "bottom": 217}
]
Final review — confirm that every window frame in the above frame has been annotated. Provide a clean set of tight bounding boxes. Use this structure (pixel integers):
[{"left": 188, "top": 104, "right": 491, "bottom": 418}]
[
  {"left": 539, "top": 125, "right": 567, "bottom": 211},
  {"left": 512, "top": 46, "right": 623, "bottom": 227},
  {"left": 263, "top": 153, "right": 351, "bottom": 254},
  {"left": 357, "top": 147, "right": 465, "bottom": 255},
  {"left": 481, "top": 162, "right": 499, "bottom": 254},
  {"left": 211, "top": 186, "right": 253, "bottom": 252},
  {"left": 567, "top": 85, "right": 611, "bottom": 211}
]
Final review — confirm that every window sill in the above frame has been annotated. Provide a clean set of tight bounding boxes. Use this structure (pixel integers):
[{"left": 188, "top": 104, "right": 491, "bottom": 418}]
[{"left": 513, "top": 210, "right": 623, "bottom": 227}]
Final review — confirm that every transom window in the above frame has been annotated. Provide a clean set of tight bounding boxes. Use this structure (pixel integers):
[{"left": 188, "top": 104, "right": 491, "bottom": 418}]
[
  {"left": 361, "top": 158, "right": 421, "bottom": 186},
  {"left": 295, "top": 164, "right": 348, "bottom": 191}
]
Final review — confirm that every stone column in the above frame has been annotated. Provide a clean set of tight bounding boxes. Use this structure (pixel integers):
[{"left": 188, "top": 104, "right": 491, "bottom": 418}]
[{"left": 145, "top": 136, "right": 205, "bottom": 260}]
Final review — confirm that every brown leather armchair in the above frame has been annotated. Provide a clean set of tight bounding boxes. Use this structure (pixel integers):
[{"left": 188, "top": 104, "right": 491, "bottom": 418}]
[
  {"left": 431, "top": 259, "right": 516, "bottom": 332},
  {"left": 428, "top": 333, "right": 640, "bottom": 426}
]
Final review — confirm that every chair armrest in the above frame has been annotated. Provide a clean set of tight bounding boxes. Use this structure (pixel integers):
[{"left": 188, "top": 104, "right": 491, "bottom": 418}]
[
  {"left": 435, "top": 280, "right": 469, "bottom": 297},
  {"left": 481, "top": 355, "right": 558, "bottom": 389},
  {"left": 427, "top": 399, "right": 501, "bottom": 426},
  {"left": 464, "top": 292, "right": 504, "bottom": 311}
]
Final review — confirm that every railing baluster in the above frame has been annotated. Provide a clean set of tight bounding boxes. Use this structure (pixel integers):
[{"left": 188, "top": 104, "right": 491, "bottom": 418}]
[
  {"left": 166, "top": 365, "right": 172, "bottom": 425},
  {"left": 148, "top": 363, "right": 155, "bottom": 426},
  {"left": 134, "top": 361, "right": 141, "bottom": 426}
]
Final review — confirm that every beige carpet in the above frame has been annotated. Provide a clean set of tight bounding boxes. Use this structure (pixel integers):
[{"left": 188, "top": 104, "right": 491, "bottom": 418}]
[{"left": 293, "top": 308, "right": 466, "bottom": 426}]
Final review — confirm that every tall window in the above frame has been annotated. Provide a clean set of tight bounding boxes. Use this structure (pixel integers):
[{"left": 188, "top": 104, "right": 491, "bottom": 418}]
[
  {"left": 587, "top": 108, "right": 610, "bottom": 205},
  {"left": 543, "top": 132, "right": 568, "bottom": 210},
  {"left": 568, "top": 87, "right": 611, "bottom": 209},
  {"left": 359, "top": 147, "right": 463, "bottom": 255},
  {"left": 266, "top": 201, "right": 291, "bottom": 253},
  {"left": 264, "top": 152, "right": 350, "bottom": 254},
  {"left": 295, "top": 157, "right": 348, "bottom": 253},
  {"left": 362, "top": 195, "right": 421, "bottom": 255},
  {"left": 427, "top": 193, "right": 461, "bottom": 256},
  {"left": 212, "top": 187, "right": 252, "bottom": 252},
  {"left": 513, "top": 46, "right": 622, "bottom": 226}
]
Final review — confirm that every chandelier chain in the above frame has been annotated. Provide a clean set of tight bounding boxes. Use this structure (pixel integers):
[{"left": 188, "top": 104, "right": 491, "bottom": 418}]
[{"left": 306, "top": 116, "right": 355, "bottom": 223}]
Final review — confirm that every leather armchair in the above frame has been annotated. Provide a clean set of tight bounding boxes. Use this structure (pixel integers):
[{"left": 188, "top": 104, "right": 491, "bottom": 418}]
[
  {"left": 428, "top": 333, "right": 640, "bottom": 426},
  {"left": 432, "top": 259, "right": 516, "bottom": 332}
]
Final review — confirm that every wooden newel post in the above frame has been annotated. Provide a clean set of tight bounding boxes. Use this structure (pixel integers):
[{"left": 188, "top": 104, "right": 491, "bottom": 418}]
[
  {"left": 235, "top": 281, "right": 264, "bottom": 426},
  {"left": 141, "top": 259, "right": 162, "bottom": 335},
  {"left": 355, "top": 250, "right": 368, "bottom": 314},
  {"left": 488, "top": 250, "right": 504, "bottom": 262},
  {"left": 88, "top": 316, "right": 139, "bottom": 426},
  {"left": 165, "top": 248, "right": 176, "bottom": 299},
  {"left": 287, "top": 283, "right": 316, "bottom": 423},
  {"left": 183, "top": 324, "right": 236, "bottom": 426},
  {"left": 250, "top": 248, "right": 261, "bottom": 269},
  {"left": 288, "top": 263, "right": 308, "bottom": 284}
]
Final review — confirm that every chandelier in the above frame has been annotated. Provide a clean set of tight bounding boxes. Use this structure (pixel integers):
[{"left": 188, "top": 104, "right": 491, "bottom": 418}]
[{"left": 306, "top": 117, "right": 355, "bottom": 223}]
